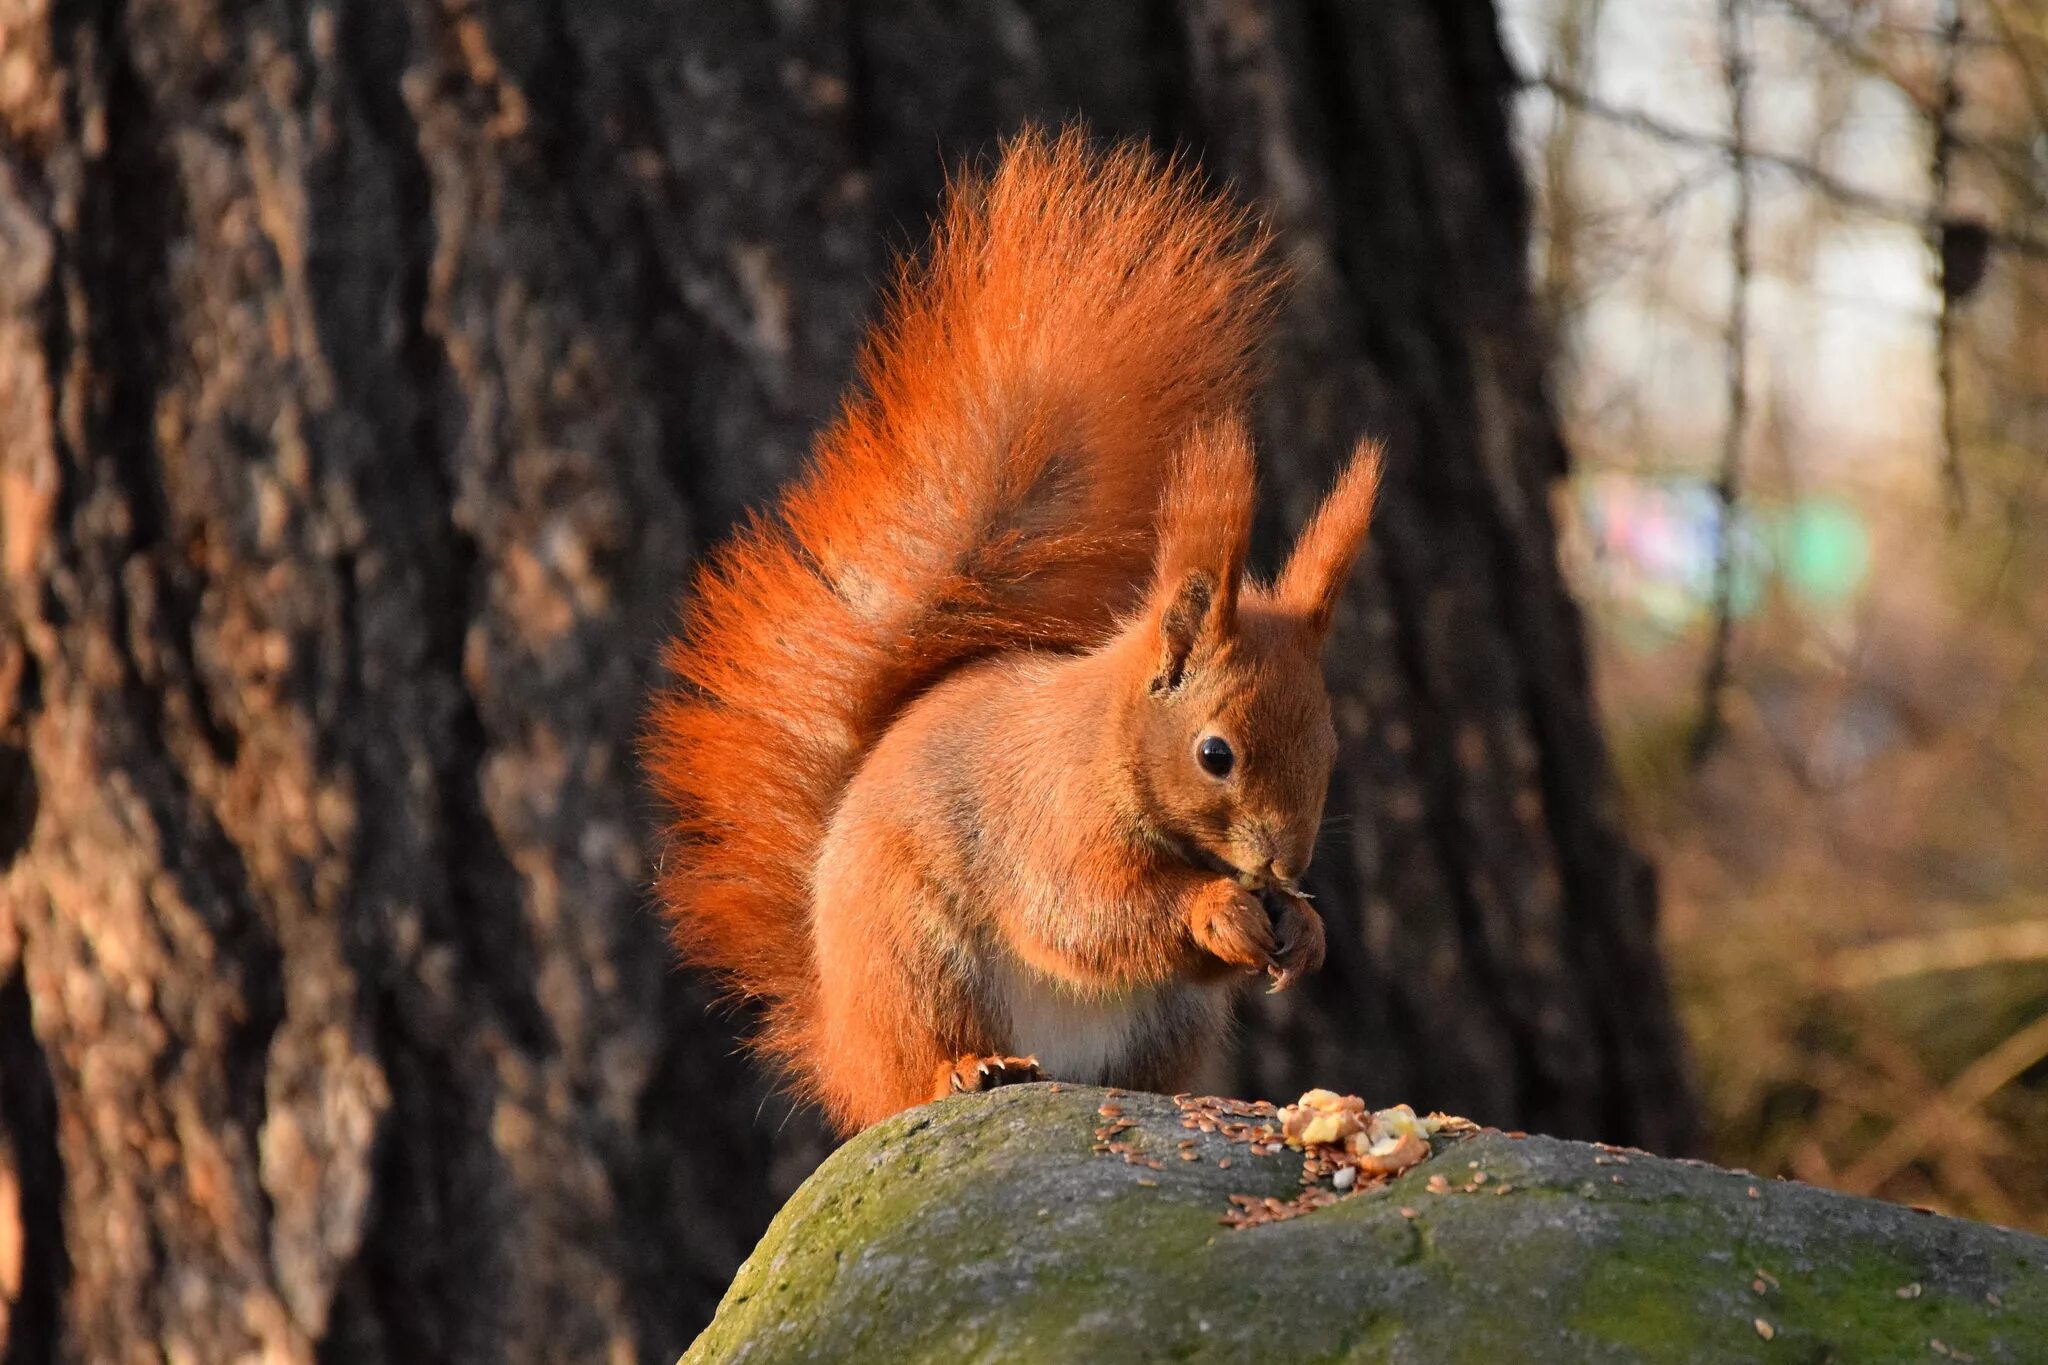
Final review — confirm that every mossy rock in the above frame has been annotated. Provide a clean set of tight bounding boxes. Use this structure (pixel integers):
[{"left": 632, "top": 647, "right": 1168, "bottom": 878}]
[{"left": 684, "top": 1084, "right": 2047, "bottom": 1363}]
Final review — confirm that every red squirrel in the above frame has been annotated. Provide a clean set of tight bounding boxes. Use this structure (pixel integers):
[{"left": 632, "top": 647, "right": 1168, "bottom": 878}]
[{"left": 646, "top": 127, "right": 1381, "bottom": 1134}]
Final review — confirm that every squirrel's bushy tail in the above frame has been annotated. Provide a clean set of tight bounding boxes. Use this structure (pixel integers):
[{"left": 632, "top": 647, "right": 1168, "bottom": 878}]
[{"left": 644, "top": 126, "right": 1274, "bottom": 1100}]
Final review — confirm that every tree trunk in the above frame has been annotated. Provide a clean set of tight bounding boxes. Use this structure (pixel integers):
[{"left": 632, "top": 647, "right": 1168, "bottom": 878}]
[{"left": 0, "top": 1, "right": 1697, "bottom": 1361}]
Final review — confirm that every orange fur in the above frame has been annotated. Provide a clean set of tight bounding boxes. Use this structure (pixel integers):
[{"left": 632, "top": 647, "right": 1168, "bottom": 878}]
[
  {"left": 646, "top": 126, "right": 1380, "bottom": 1134},
  {"left": 1156, "top": 419, "right": 1258, "bottom": 623},
  {"left": 1276, "top": 440, "right": 1385, "bottom": 631}
]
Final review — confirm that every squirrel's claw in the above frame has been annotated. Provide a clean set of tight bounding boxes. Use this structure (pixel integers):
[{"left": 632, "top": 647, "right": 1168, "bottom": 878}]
[
  {"left": 1264, "top": 886, "right": 1326, "bottom": 993},
  {"left": 939, "top": 1054, "right": 1043, "bottom": 1098},
  {"left": 1189, "top": 881, "right": 1279, "bottom": 974}
]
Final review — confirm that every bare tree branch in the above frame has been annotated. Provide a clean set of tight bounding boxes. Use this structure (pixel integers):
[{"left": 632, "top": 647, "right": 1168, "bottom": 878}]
[
  {"left": 1692, "top": 0, "right": 1756, "bottom": 767},
  {"left": 1932, "top": 0, "right": 1969, "bottom": 517},
  {"left": 1523, "top": 72, "right": 2048, "bottom": 260},
  {"left": 1774, "top": 0, "right": 2047, "bottom": 213}
]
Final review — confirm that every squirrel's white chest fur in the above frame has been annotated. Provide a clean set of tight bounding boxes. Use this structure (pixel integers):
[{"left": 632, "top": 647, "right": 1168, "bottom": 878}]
[{"left": 992, "top": 956, "right": 1160, "bottom": 1081}]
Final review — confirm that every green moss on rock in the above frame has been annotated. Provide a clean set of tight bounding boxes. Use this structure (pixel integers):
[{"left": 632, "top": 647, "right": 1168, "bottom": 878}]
[{"left": 684, "top": 1085, "right": 2048, "bottom": 1363}]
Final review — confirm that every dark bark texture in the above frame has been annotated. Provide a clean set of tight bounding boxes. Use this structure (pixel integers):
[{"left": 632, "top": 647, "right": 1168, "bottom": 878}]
[{"left": 0, "top": 1, "right": 1698, "bottom": 1360}]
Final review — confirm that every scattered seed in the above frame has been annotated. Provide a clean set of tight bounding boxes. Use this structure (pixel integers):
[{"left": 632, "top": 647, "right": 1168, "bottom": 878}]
[
  {"left": 1098, "top": 1104, "right": 1124, "bottom": 1118},
  {"left": 1754, "top": 1318, "right": 1775, "bottom": 1340},
  {"left": 1748, "top": 1187, "right": 1761, "bottom": 1199},
  {"left": 1897, "top": 1283, "right": 1923, "bottom": 1300},
  {"left": 1136, "top": 1178, "right": 1158, "bottom": 1188},
  {"left": 1610, "top": 1175, "right": 1624, "bottom": 1184},
  {"left": 1427, "top": 1175, "right": 1450, "bottom": 1194},
  {"left": 1755, "top": 1268, "right": 1780, "bottom": 1291},
  {"left": 1986, "top": 1293, "right": 2001, "bottom": 1307},
  {"left": 1180, "top": 1151, "right": 1200, "bottom": 1162},
  {"left": 1181, "top": 1088, "right": 1478, "bottom": 1231},
  {"left": 1471, "top": 1171, "right": 1488, "bottom": 1185},
  {"left": 1399, "top": 1207, "right": 1418, "bottom": 1219}
]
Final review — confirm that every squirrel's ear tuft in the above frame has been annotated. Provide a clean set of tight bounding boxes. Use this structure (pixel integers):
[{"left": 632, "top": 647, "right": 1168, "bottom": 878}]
[
  {"left": 1151, "top": 569, "right": 1217, "bottom": 694},
  {"left": 1146, "top": 419, "right": 1255, "bottom": 692},
  {"left": 1276, "top": 439, "right": 1383, "bottom": 642}
]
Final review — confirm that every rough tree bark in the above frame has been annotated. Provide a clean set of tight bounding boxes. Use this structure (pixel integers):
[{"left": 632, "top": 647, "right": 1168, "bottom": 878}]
[{"left": 0, "top": 1, "right": 1697, "bottom": 1361}]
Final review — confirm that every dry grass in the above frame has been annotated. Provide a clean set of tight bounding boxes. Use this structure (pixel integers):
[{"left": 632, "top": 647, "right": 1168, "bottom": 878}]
[{"left": 1593, "top": 480, "right": 2048, "bottom": 1229}]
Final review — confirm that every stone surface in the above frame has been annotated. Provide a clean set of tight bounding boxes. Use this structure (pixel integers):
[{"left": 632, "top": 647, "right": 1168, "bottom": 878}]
[{"left": 687, "top": 1085, "right": 2048, "bottom": 1364}]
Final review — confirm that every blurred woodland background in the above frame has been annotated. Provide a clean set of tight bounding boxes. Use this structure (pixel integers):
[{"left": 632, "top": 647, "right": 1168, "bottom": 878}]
[
  {"left": 0, "top": 1, "right": 2040, "bottom": 1362},
  {"left": 1505, "top": 0, "right": 2048, "bottom": 1236}
]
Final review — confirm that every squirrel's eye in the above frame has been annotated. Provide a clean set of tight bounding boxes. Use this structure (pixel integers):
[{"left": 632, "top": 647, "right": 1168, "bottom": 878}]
[{"left": 1197, "top": 735, "right": 1235, "bottom": 778}]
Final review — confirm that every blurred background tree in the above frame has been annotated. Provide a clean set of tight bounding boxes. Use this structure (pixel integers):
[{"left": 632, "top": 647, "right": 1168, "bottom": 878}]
[
  {"left": 1507, "top": 0, "right": 2048, "bottom": 1239},
  {"left": 41, "top": 0, "right": 2048, "bottom": 1359}
]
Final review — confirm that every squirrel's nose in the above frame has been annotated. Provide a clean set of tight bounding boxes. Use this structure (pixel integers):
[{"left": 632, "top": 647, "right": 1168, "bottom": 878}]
[{"left": 1251, "top": 825, "right": 1301, "bottom": 884}]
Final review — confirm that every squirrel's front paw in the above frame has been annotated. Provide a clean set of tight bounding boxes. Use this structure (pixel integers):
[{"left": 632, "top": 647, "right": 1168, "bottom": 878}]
[
  {"left": 1264, "top": 886, "right": 1326, "bottom": 993},
  {"left": 937, "top": 1054, "right": 1043, "bottom": 1098},
  {"left": 1188, "top": 881, "right": 1278, "bottom": 975}
]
